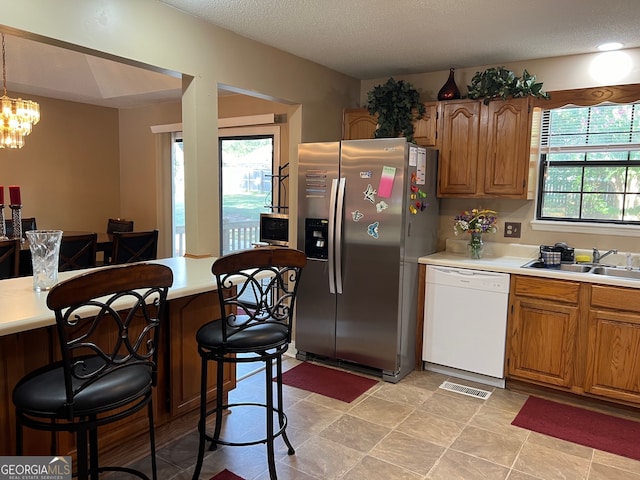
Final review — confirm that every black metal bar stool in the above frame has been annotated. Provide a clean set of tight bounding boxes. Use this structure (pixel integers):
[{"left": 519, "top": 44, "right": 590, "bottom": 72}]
[
  {"left": 192, "top": 246, "right": 306, "bottom": 480},
  {"left": 12, "top": 263, "right": 173, "bottom": 480}
]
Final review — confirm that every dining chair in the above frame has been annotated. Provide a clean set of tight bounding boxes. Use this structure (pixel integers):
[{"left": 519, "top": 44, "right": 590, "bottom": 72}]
[
  {"left": 0, "top": 238, "right": 20, "bottom": 279},
  {"left": 12, "top": 263, "right": 173, "bottom": 480},
  {"left": 58, "top": 232, "right": 98, "bottom": 271},
  {"left": 5, "top": 217, "right": 37, "bottom": 239},
  {"left": 103, "top": 219, "right": 134, "bottom": 265},
  {"left": 111, "top": 229, "right": 159, "bottom": 265},
  {"left": 192, "top": 246, "right": 306, "bottom": 480},
  {"left": 107, "top": 218, "right": 134, "bottom": 233}
]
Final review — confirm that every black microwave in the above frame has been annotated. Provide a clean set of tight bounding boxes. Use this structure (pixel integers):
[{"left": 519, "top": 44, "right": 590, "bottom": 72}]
[{"left": 259, "top": 213, "right": 289, "bottom": 246}]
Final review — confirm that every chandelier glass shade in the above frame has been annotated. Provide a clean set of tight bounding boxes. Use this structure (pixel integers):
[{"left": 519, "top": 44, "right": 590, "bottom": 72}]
[{"left": 0, "top": 34, "right": 40, "bottom": 149}]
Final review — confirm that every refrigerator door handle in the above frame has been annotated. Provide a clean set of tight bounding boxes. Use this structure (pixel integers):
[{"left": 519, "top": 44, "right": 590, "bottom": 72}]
[
  {"left": 328, "top": 178, "right": 338, "bottom": 294},
  {"left": 335, "top": 177, "right": 346, "bottom": 294}
]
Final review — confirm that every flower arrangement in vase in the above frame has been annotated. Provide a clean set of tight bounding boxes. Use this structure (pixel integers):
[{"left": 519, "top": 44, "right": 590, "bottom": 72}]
[{"left": 453, "top": 208, "right": 498, "bottom": 259}]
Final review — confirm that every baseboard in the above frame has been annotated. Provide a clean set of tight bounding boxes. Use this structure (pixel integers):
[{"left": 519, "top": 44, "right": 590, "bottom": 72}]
[{"left": 424, "top": 362, "right": 506, "bottom": 388}]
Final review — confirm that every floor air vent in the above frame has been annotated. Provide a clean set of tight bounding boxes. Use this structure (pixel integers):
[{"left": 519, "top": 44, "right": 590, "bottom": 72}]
[{"left": 439, "top": 381, "right": 492, "bottom": 399}]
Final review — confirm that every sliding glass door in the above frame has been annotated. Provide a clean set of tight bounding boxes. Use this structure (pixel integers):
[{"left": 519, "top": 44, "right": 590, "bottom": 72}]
[{"left": 219, "top": 134, "right": 274, "bottom": 254}]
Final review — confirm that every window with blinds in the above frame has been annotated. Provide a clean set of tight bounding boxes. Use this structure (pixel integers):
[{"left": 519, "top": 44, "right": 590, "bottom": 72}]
[{"left": 537, "top": 102, "right": 640, "bottom": 223}]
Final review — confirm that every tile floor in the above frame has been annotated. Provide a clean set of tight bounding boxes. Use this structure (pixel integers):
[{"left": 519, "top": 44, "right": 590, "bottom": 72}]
[{"left": 122, "top": 356, "right": 640, "bottom": 480}]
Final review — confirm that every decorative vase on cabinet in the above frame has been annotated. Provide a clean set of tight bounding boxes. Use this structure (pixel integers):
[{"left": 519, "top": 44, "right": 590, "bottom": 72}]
[{"left": 437, "top": 68, "right": 461, "bottom": 101}]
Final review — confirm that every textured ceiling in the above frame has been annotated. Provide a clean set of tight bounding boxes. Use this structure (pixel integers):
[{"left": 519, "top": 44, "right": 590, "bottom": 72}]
[
  {"left": 160, "top": 0, "right": 640, "bottom": 79},
  {"left": 4, "top": 0, "right": 640, "bottom": 107}
]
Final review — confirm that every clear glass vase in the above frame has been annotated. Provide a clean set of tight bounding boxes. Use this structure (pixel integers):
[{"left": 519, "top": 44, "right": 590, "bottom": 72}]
[
  {"left": 26, "top": 230, "right": 62, "bottom": 292},
  {"left": 468, "top": 232, "right": 484, "bottom": 259}
]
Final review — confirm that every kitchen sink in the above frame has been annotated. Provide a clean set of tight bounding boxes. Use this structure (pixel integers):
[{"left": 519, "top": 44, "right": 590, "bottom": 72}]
[
  {"left": 590, "top": 266, "right": 640, "bottom": 280},
  {"left": 557, "top": 264, "right": 594, "bottom": 273},
  {"left": 521, "top": 260, "right": 594, "bottom": 273},
  {"left": 521, "top": 260, "right": 640, "bottom": 280}
]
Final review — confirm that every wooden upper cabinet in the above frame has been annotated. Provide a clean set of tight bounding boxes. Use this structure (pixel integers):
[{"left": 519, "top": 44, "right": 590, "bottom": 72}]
[
  {"left": 436, "top": 100, "right": 481, "bottom": 196},
  {"left": 412, "top": 103, "right": 437, "bottom": 146},
  {"left": 482, "top": 97, "right": 532, "bottom": 196},
  {"left": 342, "top": 108, "right": 377, "bottom": 140},
  {"left": 437, "top": 97, "right": 532, "bottom": 198},
  {"left": 342, "top": 104, "right": 437, "bottom": 147}
]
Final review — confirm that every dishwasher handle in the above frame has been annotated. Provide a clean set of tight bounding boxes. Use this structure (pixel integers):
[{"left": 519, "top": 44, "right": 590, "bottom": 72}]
[{"left": 426, "top": 265, "right": 510, "bottom": 292}]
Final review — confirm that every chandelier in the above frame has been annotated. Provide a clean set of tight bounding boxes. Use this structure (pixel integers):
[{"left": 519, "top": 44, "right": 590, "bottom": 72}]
[{"left": 0, "top": 34, "right": 40, "bottom": 149}]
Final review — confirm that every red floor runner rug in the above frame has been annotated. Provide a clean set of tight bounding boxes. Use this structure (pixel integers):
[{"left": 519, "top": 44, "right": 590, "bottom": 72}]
[
  {"left": 209, "top": 469, "right": 245, "bottom": 480},
  {"left": 512, "top": 396, "right": 640, "bottom": 461},
  {"left": 279, "top": 362, "right": 378, "bottom": 403}
]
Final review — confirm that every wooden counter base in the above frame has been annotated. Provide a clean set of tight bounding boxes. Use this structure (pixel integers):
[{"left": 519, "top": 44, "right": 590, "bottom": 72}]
[{"left": 0, "top": 290, "right": 236, "bottom": 458}]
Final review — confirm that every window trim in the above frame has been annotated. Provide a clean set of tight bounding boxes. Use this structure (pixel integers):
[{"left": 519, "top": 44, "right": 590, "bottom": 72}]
[
  {"left": 530, "top": 83, "right": 640, "bottom": 235},
  {"left": 530, "top": 218, "right": 640, "bottom": 237}
]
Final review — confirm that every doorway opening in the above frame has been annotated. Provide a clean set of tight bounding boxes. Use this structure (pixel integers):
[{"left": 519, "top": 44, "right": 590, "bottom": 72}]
[
  {"left": 219, "top": 125, "right": 281, "bottom": 255},
  {"left": 171, "top": 132, "right": 186, "bottom": 257}
]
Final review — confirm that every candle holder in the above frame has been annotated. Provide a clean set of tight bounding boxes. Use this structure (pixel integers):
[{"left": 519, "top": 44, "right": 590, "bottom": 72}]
[
  {"left": 10, "top": 204, "right": 22, "bottom": 242},
  {"left": 0, "top": 205, "right": 6, "bottom": 239}
]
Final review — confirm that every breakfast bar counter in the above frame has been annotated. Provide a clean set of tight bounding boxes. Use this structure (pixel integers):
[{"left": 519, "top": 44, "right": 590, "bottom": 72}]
[
  {"left": 0, "top": 256, "right": 235, "bottom": 458},
  {"left": 0, "top": 256, "right": 219, "bottom": 337}
]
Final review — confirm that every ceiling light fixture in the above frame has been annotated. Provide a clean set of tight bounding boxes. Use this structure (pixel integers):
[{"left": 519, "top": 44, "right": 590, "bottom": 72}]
[
  {"left": 598, "top": 42, "right": 623, "bottom": 51},
  {"left": 0, "top": 33, "right": 40, "bottom": 149}
]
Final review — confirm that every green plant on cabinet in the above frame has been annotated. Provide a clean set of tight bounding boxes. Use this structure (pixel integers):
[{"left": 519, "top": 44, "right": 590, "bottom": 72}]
[
  {"left": 366, "top": 77, "right": 425, "bottom": 142},
  {"left": 466, "top": 66, "right": 550, "bottom": 104}
]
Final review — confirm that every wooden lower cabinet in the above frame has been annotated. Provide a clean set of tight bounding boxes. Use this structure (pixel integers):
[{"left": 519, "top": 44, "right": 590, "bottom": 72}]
[
  {"left": 507, "top": 276, "right": 580, "bottom": 388},
  {"left": 0, "top": 290, "right": 236, "bottom": 457},
  {"left": 585, "top": 285, "right": 640, "bottom": 404},
  {"left": 507, "top": 276, "right": 640, "bottom": 407}
]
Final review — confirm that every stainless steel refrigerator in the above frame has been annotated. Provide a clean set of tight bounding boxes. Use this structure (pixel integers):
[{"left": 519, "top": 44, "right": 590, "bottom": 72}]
[{"left": 295, "top": 138, "right": 439, "bottom": 382}]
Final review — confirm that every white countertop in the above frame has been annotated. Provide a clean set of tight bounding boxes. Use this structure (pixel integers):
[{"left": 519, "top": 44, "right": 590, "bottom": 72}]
[
  {"left": 419, "top": 240, "right": 640, "bottom": 289},
  {"left": 0, "top": 256, "right": 218, "bottom": 337}
]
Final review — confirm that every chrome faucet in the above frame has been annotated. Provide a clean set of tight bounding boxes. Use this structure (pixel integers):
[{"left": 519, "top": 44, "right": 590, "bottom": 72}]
[{"left": 592, "top": 248, "right": 618, "bottom": 264}]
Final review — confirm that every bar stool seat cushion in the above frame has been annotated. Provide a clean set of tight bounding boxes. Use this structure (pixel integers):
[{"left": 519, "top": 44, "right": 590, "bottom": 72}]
[
  {"left": 196, "top": 319, "right": 288, "bottom": 352},
  {"left": 13, "top": 359, "right": 152, "bottom": 417}
]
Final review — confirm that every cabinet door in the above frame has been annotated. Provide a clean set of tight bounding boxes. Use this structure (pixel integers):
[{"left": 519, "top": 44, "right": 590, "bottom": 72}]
[
  {"left": 413, "top": 103, "right": 437, "bottom": 146},
  {"left": 168, "top": 292, "right": 236, "bottom": 417},
  {"left": 342, "top": 108, "right": 377, "bottom": 140},
  {"left": 507, "top": 296, "right": 578, "bottom": 387},
  {"left": 482, "top": 98, "right": 531, "bottom": 197},
  {"left": 585, "top": 309, "right": 640, "bottom": 403},
  {"left": 343, "top": 106, "right": 437, "bottom": 146},
  {"left": 437, "top": 100, "right": 481, "bottom": 196}
]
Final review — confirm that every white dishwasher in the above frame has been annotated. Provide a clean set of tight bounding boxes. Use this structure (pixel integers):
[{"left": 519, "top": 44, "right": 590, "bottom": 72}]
[{"left": 422, "top": 265, "right": 510, "bottom": 387}]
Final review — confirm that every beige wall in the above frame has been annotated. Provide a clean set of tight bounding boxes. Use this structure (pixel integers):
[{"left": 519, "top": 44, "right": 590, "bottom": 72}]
[
  {"left": 118, "top": 101, "right": 182, "bottom": 229},
  {"left": 118, "top": 101, "right": 182, "bottom": 258},
  {"left": 361, "top": 50, "right": 640, "bottom": 254},
  {"left": 5, "top": 2, "right": 640, "bottom": 257},
  {"left": 360, "top": 49, "right": 640, "bottom": 105},
  {"left": 2, "top": 0, "right": 360, "bottom": 256},
  {"left": 0, "top": 93, "right": 119, "bottom": 232},
  {"left": 0, "top": 90, "right": 295, "bottom": 258}
]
